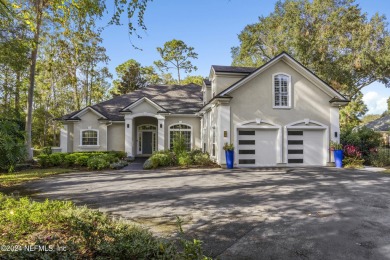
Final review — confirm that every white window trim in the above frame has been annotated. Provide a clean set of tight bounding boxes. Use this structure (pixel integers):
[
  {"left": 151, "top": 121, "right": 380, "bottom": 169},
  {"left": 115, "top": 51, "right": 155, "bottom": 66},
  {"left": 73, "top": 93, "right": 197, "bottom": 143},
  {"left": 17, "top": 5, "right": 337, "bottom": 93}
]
[
  {"left": 168, "top": 123, "right": 193, "bottom": 151},
  {"left": 272, "top": 73, "right": 292, "bottom": 109},
  {"left": 80, "top": 129, "right": 99, "bottom": 146}
]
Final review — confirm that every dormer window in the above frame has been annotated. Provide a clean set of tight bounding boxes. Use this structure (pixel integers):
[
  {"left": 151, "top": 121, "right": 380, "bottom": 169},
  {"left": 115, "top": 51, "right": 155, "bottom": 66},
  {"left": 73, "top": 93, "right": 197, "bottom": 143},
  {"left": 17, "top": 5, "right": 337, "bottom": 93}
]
[{"left": 273, "top": 73, "right": 291, "bottom": 108}]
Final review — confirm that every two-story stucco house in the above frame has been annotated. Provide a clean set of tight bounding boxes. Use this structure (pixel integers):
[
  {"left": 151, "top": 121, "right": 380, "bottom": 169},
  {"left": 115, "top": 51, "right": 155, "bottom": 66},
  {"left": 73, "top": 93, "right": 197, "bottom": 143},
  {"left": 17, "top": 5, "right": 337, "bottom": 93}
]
[{"left": 59, "top": 52, "right": 349, "bottom": 167}]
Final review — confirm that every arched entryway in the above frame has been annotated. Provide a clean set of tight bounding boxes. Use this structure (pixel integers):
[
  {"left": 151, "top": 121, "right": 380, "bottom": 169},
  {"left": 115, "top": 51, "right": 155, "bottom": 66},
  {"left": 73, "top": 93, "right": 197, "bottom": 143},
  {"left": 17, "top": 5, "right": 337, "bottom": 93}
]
[{"left": 134, "top": 117, "right": 158, "bottom": 156}]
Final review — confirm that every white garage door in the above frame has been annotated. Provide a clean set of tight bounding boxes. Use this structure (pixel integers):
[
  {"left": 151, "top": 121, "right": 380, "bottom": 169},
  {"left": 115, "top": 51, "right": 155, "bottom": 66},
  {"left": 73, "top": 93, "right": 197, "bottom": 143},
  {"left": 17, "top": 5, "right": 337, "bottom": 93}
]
[
  {"left": 287, "top": 129, "right": 325, "bottom": 165},
  {"left": 237, "top": 129, "right": 278, "bottom": 166}
]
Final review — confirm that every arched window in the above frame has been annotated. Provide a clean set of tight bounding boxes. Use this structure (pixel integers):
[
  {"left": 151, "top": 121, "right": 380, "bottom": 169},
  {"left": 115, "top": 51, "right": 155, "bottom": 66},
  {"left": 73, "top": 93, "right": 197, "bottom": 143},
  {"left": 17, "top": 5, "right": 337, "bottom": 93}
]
[
  {"left": 169, "top": 124, "right": 192, "bottom": 151},
  {"left": 273, "top": 74, "right": 291, "bottom": 108},
  {"left": 81, "top": 130, "right": 98, "bottom": 145}
]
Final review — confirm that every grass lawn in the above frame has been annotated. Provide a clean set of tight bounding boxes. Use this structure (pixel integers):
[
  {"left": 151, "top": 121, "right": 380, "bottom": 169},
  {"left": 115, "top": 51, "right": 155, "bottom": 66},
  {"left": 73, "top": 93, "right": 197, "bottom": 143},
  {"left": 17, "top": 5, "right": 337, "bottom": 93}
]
[{"left": 0, "top": 168, "right": 73, "bottom": 187}]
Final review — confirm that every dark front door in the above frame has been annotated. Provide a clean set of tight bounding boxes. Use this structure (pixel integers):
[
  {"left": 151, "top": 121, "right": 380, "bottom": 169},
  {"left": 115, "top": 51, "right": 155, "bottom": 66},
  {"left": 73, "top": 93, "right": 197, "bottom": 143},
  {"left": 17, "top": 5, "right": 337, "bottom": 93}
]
[{"left": 142, "top": 132, "right": 153, "bottom": 154}]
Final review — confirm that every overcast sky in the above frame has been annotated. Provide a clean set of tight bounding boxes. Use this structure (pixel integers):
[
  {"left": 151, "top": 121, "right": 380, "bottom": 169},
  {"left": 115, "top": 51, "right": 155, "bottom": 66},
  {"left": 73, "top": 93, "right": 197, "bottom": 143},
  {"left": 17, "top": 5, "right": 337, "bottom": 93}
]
[{"left": 98, "top": 0, "right": 390, "bottom": 115}]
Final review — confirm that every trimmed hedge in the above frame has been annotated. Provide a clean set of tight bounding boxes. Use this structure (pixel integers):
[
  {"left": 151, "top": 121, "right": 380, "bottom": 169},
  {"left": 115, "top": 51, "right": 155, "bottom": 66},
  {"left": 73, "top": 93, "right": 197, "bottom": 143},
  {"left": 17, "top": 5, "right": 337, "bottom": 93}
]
[{"left": 38, "top": 151, "right": 127, "bottom": 170}]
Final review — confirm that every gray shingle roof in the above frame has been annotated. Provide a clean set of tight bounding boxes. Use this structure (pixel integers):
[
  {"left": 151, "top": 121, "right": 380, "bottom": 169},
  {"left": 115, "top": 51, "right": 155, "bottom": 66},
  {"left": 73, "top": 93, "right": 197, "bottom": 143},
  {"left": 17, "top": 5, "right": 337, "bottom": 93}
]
[
  {"left": 61, "top": 84, "right": 203, "bottom": 121},
  {"left": 203, "top": 79, "right": 211, "bottom": 85},
  {"left": 212, "top": 65, "right": 256, "bottom": 74},
  {"left": 365, "top": 114, "right": 390, "bottom": 131}
]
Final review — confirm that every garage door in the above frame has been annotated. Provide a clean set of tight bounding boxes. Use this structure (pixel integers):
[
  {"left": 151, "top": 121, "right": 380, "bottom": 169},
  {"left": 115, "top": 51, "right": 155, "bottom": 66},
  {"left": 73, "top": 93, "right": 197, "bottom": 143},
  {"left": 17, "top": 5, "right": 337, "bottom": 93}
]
[
  {"left": 287, "top": 129, "right": 325, "bottom": 165},
  {"left": 237, "top": 129, "right": 278, "bottom": 166}
]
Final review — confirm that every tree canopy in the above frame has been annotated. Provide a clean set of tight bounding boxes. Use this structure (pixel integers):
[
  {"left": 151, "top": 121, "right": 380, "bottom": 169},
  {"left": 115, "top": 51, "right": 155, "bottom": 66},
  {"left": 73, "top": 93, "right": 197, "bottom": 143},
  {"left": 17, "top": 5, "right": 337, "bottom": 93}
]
[
  {"left": 231, "top": 0, "right": 390, "bottom": 129},
  {"left": 154, "top": 39, "right": 198, "bottom": 84},
  {"left": 110, "top": 59, "right": 160, "bottom": 96}
]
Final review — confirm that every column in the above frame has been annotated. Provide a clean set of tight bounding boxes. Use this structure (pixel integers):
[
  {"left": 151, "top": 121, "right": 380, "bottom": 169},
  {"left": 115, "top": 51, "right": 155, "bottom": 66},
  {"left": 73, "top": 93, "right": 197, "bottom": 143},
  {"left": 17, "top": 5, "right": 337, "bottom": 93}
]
[
  {"left": 125, "top": 115, "right": 134, "bottom": 157},
  {"left": 217, "top": 104, "right": 231, "bottom": 165},
  {"left": 157, "top": 116, "right": 165, "bottom": 151},
  {"left": 330, "top": 107, "right": 340, "bottom": 162},
  {"left": 60, "top": 125, "right": 68, "bottom": 153}
]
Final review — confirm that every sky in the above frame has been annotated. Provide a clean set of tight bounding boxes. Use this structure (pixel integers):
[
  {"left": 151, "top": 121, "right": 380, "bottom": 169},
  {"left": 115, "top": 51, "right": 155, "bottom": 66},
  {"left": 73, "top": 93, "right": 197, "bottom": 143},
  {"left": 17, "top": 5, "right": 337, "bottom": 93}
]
[{"left": 98, "top": 0, "right": 390, "bottom": 115}]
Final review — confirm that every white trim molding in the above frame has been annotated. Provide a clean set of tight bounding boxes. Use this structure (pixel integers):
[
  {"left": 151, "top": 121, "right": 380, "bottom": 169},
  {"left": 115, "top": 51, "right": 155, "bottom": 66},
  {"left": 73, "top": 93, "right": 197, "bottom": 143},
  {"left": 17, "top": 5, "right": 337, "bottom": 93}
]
[
  {"left": 79, "top": 129, "right": 99, "bottom": 146},
  {"left": 121, "top": 97, "right": 168, "bottom": 113},
  {"left": 137, "top": 124, "right": 157, "bottom": 155},
  {"left": 272, "top": 73, "right": 292, "bottom": 109},
  {"left": 168, "top": 123, "right": 193, "bottom": 151}
]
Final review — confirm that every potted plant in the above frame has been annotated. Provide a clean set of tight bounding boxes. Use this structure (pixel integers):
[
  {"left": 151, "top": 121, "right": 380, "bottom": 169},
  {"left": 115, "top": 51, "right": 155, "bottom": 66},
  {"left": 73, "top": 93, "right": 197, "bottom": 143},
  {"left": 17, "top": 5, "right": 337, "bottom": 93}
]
[
  {"left": 330, "top": 141, "right": 343, "bottom": 168},
  {"left": 223, "top": 143, "right": 234, "bottom": 169}
]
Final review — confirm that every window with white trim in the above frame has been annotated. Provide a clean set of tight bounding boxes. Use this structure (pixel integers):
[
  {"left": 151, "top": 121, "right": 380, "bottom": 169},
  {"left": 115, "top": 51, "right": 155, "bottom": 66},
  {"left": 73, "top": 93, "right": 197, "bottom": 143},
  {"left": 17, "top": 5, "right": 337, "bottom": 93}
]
[
  {"left": 273, "top": 74, "right": 291, "bottom": 108},
  {"left": 169, "top": 124, "right": 191, "bottom": 151},
  {"left": 81, "top": 130, "right": 98, "bottom": 145}
]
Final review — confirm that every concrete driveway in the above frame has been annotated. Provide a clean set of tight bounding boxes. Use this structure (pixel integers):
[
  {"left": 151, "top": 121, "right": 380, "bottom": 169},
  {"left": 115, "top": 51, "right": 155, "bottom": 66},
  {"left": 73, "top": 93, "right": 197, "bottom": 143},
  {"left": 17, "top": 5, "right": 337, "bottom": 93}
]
[{"left": 18, "top": 167, "right": 390, "bottom": 259}]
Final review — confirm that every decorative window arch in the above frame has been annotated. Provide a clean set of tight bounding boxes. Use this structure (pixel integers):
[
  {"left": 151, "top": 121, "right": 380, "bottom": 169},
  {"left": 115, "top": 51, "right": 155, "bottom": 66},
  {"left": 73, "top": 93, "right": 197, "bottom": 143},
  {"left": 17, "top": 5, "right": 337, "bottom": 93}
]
[
  {"left": 169, "top": 123, "right": 192, "bottom": 151},
  {"left": 81, "top": 130, "right": 99, "bottom": 146},
  {"left": 272, "top": 73, "right": 291, "bottom": 108}
]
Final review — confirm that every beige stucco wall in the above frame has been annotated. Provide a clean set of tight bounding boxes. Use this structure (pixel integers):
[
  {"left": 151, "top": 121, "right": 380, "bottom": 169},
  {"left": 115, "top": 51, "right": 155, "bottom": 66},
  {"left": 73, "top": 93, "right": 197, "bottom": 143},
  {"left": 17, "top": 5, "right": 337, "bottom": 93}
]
[
  {"left": 164, "top": 116, "right": 201, "bottom": 150},
  {"left": 213, "top": 74, "right": 246, "bottom": 96},
  {"left": 107, "top": 123, "right": 125, "bottom": 151},
  {"left": 73, "top": 110, "right": 107, "bottom": 152},
  {"left": 131, "top": 101, "right": 159, "bottom": 114},
  {"left": 228, "top": 60, "right": 332, "bottom": 144}
]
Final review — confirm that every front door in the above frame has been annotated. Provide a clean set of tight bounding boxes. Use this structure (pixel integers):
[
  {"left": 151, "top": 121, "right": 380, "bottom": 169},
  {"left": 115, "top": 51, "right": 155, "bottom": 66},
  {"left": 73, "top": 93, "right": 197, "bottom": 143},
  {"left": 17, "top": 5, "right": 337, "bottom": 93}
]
[{"left": 142, "top": 132, "right": 153, "bottom": 154}]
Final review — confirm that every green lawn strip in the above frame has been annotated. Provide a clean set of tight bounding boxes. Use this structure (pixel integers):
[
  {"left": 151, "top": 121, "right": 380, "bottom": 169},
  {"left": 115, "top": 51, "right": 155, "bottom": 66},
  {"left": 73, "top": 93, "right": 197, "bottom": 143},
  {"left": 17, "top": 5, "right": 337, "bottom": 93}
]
[
  {"left": 0, "top": 194, "right": 211, "bottom": 259},
  {"left": 0, "top": 168, "right": 74, "bottom": 187}
]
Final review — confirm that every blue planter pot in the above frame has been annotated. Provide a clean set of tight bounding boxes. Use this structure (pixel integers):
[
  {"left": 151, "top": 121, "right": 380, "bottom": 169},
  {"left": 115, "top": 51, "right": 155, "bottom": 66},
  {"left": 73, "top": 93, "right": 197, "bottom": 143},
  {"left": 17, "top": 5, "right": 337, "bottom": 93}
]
[
  {"left": 334, "top": 150, "right": 343, "bottom": 168},
  {"left": 225, "top": 150, "right": 234, "bottom": 169}
]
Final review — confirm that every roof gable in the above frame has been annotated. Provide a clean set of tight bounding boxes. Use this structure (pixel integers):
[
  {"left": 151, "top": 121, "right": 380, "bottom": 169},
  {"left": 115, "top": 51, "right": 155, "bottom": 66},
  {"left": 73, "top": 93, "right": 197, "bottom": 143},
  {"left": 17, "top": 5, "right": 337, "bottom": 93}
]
[
  {"left": 70, "top": 106, "right": 108, "bottom": 120},
  {"left": 120, "top": 97, "right": 168, "bottom": 113},
  {"left": 218, "top": 52, "right": 348, "bottom": 101}
]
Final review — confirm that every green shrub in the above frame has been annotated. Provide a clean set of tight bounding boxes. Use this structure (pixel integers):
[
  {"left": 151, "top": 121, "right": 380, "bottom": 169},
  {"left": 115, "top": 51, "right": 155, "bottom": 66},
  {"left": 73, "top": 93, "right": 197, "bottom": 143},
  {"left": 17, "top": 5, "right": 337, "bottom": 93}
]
[
  {"left": 105, "top": 154, "right": 119, "bottom": 163},
  {"left": 0, "top": 120, "right": 26, "bottom": 172},
  {"left": 151, "top": 151, "right": 177, "bottom": 167},
  {"left": 87, "top": 156, "right": 110, "bottom": 170},
  {"left": 108, "top": 151, "right": 127, "bottom": 159},
  {"left": 41, "top": 146, "right": 52, "bottom": 155},
  {"left": 173, "top": 132, "right": 188, "bottom": 155},
  {"left": 341, "top": 127, "right": 382, "bottom": 163},
  {"left": 143, "top": 158, "right": 158, "bottom": 169},
  {"left": 193, "top": 152, "right": 213, "bottom": 166},
  {"left": 0, "top": 194, "right": 211, "bottom": 259},
  {"left": 48, "top": 153, "right": 66, "bottom": 166},
  {"left": 110, "top": 161, "right": 128, "bottom": 170},
  {"left": 369, "top": 148, "right": 390, "bottom": 167},
  {"left": 75, "top": 155, "right": 89, "bottom": 167},
  {"left": 37, "top": 154, "right": 50, "bottom": 168},
  {"left": 178, "top": 152, "right": 193, "bottom": 166},
  {"left": 64, "top": 154, "right": 79, "bottom": 166}
]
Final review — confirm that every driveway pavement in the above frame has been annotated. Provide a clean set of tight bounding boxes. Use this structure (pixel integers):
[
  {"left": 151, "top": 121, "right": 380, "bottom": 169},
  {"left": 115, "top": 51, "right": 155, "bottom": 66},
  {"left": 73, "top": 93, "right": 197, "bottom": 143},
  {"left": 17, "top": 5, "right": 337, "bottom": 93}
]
[{"left": 17, "top": 167, "right": 390, "bottom": 259}]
